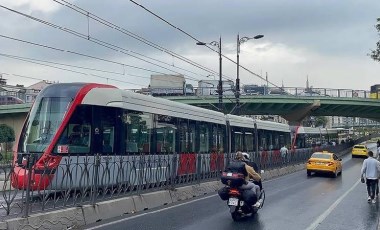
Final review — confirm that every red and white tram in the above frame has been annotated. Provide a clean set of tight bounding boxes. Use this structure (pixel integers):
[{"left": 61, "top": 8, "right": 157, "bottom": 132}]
[{"left": 13, "top": 83, "right": 292, "bottom": 190}]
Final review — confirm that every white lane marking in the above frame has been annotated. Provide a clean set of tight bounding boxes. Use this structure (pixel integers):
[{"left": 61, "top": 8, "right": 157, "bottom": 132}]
[
  {"left": 86, "top": 194, "right": 218, "bottom": 229},
  {"left": 305, "top": 179, "right": 361, "bottom": 230}
]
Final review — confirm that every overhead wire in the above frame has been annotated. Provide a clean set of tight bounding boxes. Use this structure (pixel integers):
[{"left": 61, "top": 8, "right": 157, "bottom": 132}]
[
  {"left": 0, "top": 53, "right": 124, "bottom": 75},
  {"left": 106, "top": 4, "right": 371, "bottom": 118},
  {"left": 0, "top": 72, "right": 146, "bottom": 92},
  {"left": 0, "top": 52, "right": 202, "bottom": 86},
  {"left": 127, "top": 0, "right": 285, "bottom": 89},
  {"left": 0, "top": 54, "right": 145, "bottom": 87},
  {"left": 125, "top": 0, "right": 340, "bottom": 118},
  {"left": 0, "top": 72, "right": 45, "bottom": 83},
  {"left": 0, "top": 4, "right": 203, "bottom": 83},
  {"left": 0, "top": 1, "right": 334, "bottom": 118},
  {"left": 0, "top": 34, "right": 169, "bottom": 76},
  {"left": 127, "top": 0, "right": 329, "bottom": 112},
  {"left": 2, "top": 1, "right": 314, "bottom": 97},
  {"left": 52, "top": 0, "right": 229, "bottom": 80}
]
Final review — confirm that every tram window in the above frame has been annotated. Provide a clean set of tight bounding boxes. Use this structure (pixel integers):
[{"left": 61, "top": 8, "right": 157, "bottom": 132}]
[
  {"left": 156, "top": 115, "right": 176, "bottom": 154},
  {"left": 189, "top": 122, "right": 196, "bottom": 153},
  {"left": 245, "top": 132, "right": 254, "bottom": 151},
  {"left": 102, "top": 127, "right": 114, "bottom": 153},
  {"left": 267, "top": 132, "right": 273, "bottom": 150},
  {"left": 212, "top": 125, "right": 225, "bottom": 153},
  {"left": 260, "top": 137, "right": 267, "bottom": 151},
  {"left": 65, "top": 124, "right": 91, "bottom": 147},
  {"left": 234, "top": 131, "right": 243, "bottom": 152},
  {"left": 212, "top": 125, "right": 217, "bottom": 152},
  {"left": 199, "top": 123, "right": 210, "bottom": 153},
  {"left": 98, "top": 108, "right": 118, "bottom": 154},
  {"left": 25, "top": 97, "right": 72, "bottom": 153},
  {"left": 279, "top": 134, "right": 285, "bottom": 148},
  {"left": 179, "top": 121, "right": 188, "bottom": 153},
  {"left": 124, "top": 111, "right": 153, "bottom": 154},
  {"left": 178, "top": 120, "right": 196, "bottom": 153},
  {"left": 218, "top": 126, "right": 225, "bottom": 153},
  {"left": 274, "top": 135, "right": 279, "bottom": 150},
  {"left": 54, "top": 106, "right": 91, "bottom": 154}
]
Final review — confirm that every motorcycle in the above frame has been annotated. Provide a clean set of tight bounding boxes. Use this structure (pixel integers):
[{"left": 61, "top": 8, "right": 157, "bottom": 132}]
[
  {"left": 227, "top": 183, "right": 265, "bottom": 221},
  {"left": 220, "top": 158, "right": 266, "bottom": 221}
]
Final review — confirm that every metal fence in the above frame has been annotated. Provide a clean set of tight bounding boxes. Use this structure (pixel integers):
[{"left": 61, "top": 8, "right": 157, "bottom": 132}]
[
  {"left": 0, "top": 135, "right": 376, "bottom": 221},
  {"left": 130, "top": 86, "right": 373, "bottom": 99}
]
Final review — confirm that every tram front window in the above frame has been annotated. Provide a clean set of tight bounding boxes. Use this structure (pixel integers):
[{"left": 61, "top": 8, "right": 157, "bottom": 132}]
[{"left": 19, "top": 97, "right": 71, "bottom": 153}]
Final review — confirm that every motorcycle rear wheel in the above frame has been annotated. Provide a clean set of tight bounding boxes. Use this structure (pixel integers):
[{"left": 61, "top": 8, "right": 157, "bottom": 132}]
[
  {"left": 260, "top": 189, "right": 266, "bottom": 208},
  {"left": 231, "top": 211, "right": 243, "bottom": 221}
]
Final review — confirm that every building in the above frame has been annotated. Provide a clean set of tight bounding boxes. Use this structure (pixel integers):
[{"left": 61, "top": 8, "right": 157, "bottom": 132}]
[
  {"left": 24, "top": 80, "right": 54, "bottom": 103},
  {"left": 0, "top": 77, "right": 55, "bottom": 104}
]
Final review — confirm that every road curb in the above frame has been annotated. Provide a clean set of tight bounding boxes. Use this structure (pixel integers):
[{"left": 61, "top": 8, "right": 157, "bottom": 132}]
[
  {"left": 82, "top": 196, "right": 135, "bottom": 225},
  {"left": 140, "top": 190, "right": 173, "bottom": 210},
  {"left": 4, "top": 207, "right": 84, "bottom": 230}
]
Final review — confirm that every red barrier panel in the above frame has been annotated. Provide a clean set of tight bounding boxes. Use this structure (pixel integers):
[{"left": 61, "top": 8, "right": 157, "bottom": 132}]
[
  {"left": 261, "top": 151, "right": 268, "bottom": 167},
  {"left": 177, "top": 153, "right": 196, "bottom": 175},
  {"left": 210, "top": 152, "right": 224, "bottom": 172},
  {"left": 273, "top": 150, "right": 281, "bottom": 164}
]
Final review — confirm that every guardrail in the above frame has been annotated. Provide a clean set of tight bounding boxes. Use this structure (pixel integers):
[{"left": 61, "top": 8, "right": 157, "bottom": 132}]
[
  {"left": 0, "top": 135, "right": 377, "bottom": 221},
  {"left": 129, "top": 86, "right": 373, "bottom": 99}
]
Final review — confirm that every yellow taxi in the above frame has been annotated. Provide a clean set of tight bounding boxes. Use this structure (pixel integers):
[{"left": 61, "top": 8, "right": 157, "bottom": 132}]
[
  {"left": 351, "top": 144, "right": 368, "bottom": 158},
  {"left": 306, "top": 151, "right": 342, "bottom": 177}
]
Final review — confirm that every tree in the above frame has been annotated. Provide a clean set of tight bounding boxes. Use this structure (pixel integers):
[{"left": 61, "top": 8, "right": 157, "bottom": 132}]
[
  {"left": 0, "top": 124, "right": 15, "bottom": 153},
  {"left": 369, "top": 18, "right": 380, "bottom": 62},
  {"left": 315, "top": 116, "right": 328, "bottom": 128}
]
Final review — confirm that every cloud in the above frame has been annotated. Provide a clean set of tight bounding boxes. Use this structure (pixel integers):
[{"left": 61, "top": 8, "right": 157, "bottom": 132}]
[
  {"left": 0, "top": 0, "right": 379, "bottom": 91},
  {"left": 2, "top": 0, "right": 60, "bottom": 13}
]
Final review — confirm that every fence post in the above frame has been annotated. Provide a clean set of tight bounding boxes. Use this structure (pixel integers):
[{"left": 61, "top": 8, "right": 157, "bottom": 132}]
[
  {"left": 170, "top": 153, "right": 177, "bottom": 189},
  {"left": 23, "top": 153, "right": 35, "bottom": 218},
  {"left": 197, "top": 153, "right": 202, "bottom": 184},
  {"left": 91, "top": 153, "right": 100, "bottom": 205}
]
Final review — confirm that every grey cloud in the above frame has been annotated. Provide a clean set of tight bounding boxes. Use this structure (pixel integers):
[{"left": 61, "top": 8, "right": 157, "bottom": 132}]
[{"left": 0, "top": 0, "right": 379, "bottom": 89}]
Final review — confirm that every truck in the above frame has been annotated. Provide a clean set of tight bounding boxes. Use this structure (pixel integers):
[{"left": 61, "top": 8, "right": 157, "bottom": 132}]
[
  {"left": 197, "top": 80, "right": 235, "bottom": 96},
  {"left": 149, "top": 74, "right": 194, "bottom": 96},
  {"left": 242, "top": 84, "right": 267, "bottom": 95}
]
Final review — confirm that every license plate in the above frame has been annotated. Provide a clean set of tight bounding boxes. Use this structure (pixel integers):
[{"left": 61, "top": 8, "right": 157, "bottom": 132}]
[
  {"left": 228, "top": 198, "right": 239, "bottom": 206},
  {"left": 227, "top": 172, "right": 232, "bottom": 176}
]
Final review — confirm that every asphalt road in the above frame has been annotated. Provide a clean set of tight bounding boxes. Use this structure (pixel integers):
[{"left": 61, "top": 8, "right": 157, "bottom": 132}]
[{"left": 86, "top": 143, "right": 380, "bottom": 230}]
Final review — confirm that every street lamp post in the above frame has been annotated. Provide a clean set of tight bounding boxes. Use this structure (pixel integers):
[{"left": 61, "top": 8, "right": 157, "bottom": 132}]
[
  {"left": 197, "top": 37, "right": 223, "bottom": 112},
  {"left": 236, "top": 34, "right": 264, "bottom": 115}
]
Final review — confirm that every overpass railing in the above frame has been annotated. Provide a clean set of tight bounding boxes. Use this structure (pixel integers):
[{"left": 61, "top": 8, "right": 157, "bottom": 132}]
[
  {"left": 129, "top": 86, "right": 372, "bottom": 99},
  {"left": 0, "top": 135, "right": 377, "bottom": 221}
]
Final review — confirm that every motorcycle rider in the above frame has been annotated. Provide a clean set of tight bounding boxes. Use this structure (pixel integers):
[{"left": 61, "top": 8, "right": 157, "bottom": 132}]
[
  {"left": 233, "top": 151, "right": 262, "bottom": 207},
  {"left": 241, "top": 152, "right": 263, "bottom": 190}
]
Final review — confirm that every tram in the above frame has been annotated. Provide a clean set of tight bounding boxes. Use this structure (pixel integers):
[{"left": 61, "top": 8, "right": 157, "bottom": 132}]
[
  {"left": 13, "top": 83, "right": 295, "bottom": 190},
  {"left": 291, "top": 126, "right": 338, "bottom": 149}
]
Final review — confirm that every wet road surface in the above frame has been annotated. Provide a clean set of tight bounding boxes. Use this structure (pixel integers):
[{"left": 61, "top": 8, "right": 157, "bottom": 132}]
[{"left": 85, "top": 144, "right": 380, "bottom": 230}]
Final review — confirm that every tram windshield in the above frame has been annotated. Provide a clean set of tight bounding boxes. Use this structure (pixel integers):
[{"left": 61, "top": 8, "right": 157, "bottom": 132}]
[{"left": 19, "top": 97, "right": 72, "bottom": 153}]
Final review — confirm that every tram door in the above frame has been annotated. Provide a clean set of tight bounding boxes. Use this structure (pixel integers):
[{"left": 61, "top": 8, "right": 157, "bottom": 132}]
[{"left": 92, "top": 106, "right": 118, "bottom": 154}]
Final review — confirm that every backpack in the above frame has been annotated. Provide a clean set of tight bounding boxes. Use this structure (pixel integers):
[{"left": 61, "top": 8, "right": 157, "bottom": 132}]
[{"left": 221, "top": 160, "right": 248, "bottom": 187}]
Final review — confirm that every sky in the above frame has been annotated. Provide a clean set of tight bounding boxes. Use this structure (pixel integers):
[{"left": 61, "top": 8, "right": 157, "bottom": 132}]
[{"left": 0, "top": 0, "right": 379, "bottom": 91}]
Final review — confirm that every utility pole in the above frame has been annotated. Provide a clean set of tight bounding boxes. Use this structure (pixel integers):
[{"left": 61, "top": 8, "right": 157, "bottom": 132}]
[
  {"left": 236, "top": 34, "right": 264, "bottom": 114},
  {"left": 197, "top": 37, "right": 223, "bottom": 112},
  {"left": 218, "top": 36, "right": 223, "bottom": 112},
  {"left": 236, "top": 34, "right": 241, "bottom": 115}
]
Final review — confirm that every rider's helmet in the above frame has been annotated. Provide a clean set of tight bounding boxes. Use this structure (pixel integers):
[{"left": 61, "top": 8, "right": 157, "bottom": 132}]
[
  {"left": 235, "top": 151, "right": 244, "bottom": 161},
  {"left": 242, "top": 152, "right": 250, "bottom": 162}
]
